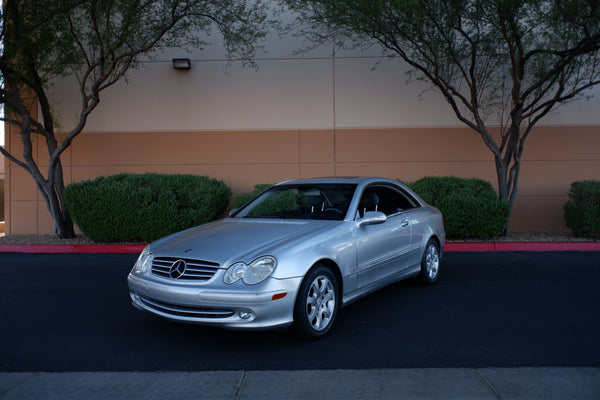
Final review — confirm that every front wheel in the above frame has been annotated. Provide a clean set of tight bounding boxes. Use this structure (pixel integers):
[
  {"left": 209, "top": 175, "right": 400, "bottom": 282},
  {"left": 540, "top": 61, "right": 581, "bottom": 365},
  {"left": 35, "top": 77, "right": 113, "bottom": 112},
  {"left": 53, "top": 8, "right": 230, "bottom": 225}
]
[
  {"left": 417, "top": 239, "right": 440, "bottom": 285},
  {"left": 292, "top": 265, "right": 339, "bottom": 339}
]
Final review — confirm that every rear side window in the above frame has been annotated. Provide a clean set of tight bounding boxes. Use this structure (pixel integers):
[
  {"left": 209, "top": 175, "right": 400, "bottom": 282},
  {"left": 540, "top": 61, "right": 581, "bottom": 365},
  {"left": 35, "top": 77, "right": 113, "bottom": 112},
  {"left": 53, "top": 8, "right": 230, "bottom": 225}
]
[{"left": 360, "top": 185, "right": 420, "bottom": 216}]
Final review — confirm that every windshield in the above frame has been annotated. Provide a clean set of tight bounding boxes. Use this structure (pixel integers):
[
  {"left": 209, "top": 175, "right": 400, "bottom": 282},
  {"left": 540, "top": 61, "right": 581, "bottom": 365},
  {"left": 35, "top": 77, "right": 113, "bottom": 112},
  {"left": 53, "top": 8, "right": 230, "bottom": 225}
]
[{"left": 233, "top": 183, "right": 357, "bottom": 220}]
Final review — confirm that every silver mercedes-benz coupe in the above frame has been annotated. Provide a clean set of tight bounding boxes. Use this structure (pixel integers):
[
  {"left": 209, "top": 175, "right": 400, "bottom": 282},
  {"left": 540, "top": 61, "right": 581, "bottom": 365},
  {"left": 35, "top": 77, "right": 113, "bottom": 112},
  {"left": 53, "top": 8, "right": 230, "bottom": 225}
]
[{"left": 128, "top": 177, "right": 445, "bottom": 338}]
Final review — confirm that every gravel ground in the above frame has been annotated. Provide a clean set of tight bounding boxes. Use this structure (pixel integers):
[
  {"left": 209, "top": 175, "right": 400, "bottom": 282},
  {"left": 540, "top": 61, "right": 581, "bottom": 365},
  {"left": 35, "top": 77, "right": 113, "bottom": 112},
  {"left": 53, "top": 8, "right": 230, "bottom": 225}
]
[
  {"left": 449, "top": 231, "right": 596, "bottom": 243},
  {"left": 0, "top": 231, "right": 596, "bottom": 245},
  {"left": 0, "top": 234, "right": 97, "bottom": 245}
]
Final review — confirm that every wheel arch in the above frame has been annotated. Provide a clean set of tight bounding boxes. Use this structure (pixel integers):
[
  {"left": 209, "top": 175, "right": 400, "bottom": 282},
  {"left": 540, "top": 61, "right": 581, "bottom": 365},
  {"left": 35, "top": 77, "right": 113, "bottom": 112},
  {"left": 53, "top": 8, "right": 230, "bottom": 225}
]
[
  {"left": 303, "top": 258, "right": 343, "bottom": 302},
  {"left": 290, "top": 258, "right": 343, "bottom": 338},
  {"left": 427, "top": 234, "right": 443, "bottom": 256}
]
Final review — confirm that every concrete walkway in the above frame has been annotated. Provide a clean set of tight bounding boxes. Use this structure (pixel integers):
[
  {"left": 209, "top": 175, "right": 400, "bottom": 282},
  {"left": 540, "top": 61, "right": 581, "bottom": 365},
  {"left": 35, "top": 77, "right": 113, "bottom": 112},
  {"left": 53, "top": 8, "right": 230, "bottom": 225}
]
[{"left": 1, "top": 368, "right": 599, "bottom": 400}]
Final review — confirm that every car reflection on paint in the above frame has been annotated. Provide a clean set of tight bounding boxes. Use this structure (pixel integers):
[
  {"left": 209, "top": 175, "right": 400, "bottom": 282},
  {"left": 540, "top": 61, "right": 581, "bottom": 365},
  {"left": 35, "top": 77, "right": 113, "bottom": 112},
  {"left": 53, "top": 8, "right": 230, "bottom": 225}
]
[{"left": 127, "top": 177, "right": 445, "bottom": 338}]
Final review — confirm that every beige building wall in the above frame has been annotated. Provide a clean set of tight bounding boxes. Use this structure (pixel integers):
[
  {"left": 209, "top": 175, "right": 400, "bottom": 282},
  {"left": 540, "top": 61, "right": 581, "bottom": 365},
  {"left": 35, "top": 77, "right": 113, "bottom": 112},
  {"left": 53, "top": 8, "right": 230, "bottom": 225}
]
[
  {"left": 3, "top": 32, "right": 600, "bottom": 235},
  {"left": 4, "top": 124, "right": 599, "bottom": 234},
  {"left": 1, "top": 143, "right": 4, "bottom": 228}
]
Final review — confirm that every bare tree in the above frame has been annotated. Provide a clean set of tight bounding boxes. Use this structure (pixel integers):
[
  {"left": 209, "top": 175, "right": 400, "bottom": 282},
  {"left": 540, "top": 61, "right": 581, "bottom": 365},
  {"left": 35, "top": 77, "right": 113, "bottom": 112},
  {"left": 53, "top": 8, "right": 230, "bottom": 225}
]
[{"left": 0, "top": 0, "right": 270, "bottom": 238}]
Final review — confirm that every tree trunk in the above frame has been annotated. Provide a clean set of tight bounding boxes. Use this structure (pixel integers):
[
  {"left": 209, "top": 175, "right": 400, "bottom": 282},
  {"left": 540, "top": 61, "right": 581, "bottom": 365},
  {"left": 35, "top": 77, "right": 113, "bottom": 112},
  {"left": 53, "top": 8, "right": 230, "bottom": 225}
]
[
  {"left": 48, "top": 159, "right": 76, "bottom": 239},
  {"left": 32, "top": 178, "right": 75, "bottom": 238},
  {"left": 27, "top": 161, "right": 76, "bottom": 239},
  {"left": 494, "top": 126, "right": 524, "bottom": 237},
  {"left": 495, "top": 156, "right": 509, "bottom": 203},
  {"left": 493, "top": 158, "right": 510, "bottom": 236},
  {"left": 46, "top": 186, "right": 76, "bottom": 239}
]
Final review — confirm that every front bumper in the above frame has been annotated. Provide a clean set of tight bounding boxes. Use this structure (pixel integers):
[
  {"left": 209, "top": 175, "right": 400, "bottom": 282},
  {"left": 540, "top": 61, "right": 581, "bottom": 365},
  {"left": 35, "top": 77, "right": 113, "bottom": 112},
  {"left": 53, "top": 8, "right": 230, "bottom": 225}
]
[{"left": 127, "top": 273, "right": 302, "bottom": 330}]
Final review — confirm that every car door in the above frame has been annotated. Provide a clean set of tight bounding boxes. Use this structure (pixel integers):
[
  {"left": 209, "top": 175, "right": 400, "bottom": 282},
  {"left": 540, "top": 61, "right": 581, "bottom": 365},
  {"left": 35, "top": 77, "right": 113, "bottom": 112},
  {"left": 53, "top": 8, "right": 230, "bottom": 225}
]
[{"left": 355, "top": 185, "right": 415, "bottom": 289}]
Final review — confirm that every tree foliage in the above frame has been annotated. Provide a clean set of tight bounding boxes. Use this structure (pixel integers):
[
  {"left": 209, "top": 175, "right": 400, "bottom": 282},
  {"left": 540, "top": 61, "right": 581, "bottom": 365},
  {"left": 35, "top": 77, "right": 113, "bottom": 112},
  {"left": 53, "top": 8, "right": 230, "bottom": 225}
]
[
  {"left": 0, "top": 0, "right": 270, "bottom": 238},
  {"left": 285, "top": 0, "right": 600, "bottom": 205}
]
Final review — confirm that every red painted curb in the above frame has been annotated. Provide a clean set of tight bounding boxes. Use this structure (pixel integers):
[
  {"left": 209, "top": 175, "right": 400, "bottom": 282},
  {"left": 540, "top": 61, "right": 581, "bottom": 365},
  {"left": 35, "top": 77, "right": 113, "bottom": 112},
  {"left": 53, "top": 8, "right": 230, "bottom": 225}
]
[
  {"left": 444, "top": 243, "right": 496, "bottom": 252},
  {"left": 445, "top": 241, "right": 600, "bottom": 252},
  {"left": 0, "top": 244, "right": 146, "bottom": 254},
  {"left": 0, "top": 242, "right": 598, "bottom": 253}
]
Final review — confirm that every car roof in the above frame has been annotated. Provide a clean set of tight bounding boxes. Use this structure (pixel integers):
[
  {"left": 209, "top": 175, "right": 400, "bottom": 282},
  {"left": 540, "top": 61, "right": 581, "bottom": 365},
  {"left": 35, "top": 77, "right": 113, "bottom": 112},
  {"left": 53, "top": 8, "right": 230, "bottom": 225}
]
[{"left": 276, "top": 177, "right": 398, "bottom": 186}]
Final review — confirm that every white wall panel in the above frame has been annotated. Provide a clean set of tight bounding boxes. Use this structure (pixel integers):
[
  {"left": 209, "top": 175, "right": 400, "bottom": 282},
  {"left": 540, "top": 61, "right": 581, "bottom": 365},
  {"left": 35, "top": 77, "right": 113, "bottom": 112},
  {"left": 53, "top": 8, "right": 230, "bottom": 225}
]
[
  {"left": 334, "top": 57, "right": 458, "bottom": 128},
  {"left": 51, "top": 58, "right": 335, "bottom": 132},
  {"left": 334, "top": 56, "right": 600, "bottom": 128},
  {"left": 541, "top": 92, "right": 600, "bottom": 125},
  {"left": 50, "top": 39, "right": 600, "bottom": 133}
]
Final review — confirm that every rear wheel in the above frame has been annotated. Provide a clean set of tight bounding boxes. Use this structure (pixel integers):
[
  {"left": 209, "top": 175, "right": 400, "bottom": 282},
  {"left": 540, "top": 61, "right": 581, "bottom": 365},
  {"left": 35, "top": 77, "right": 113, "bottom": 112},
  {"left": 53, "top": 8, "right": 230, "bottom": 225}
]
[
  {"left": 417, "top": 239, "right": 440, "bottom": 284},
  {"left": 292, "top": 264, "right": 339, "bottom": 339}
]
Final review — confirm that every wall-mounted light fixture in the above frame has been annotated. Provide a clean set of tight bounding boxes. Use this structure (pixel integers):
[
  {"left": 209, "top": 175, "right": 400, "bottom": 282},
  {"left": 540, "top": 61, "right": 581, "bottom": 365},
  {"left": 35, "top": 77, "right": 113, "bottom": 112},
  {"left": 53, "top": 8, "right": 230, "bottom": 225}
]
[{"left": 172, "top": 58, "right": 191, "bottom": 70}]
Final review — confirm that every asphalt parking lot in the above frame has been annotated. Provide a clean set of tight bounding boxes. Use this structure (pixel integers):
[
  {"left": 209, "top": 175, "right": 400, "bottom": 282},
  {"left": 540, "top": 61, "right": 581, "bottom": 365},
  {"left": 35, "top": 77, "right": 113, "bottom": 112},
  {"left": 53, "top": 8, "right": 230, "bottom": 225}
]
[
  {"left": 1, "top": 251, "right": 599, "bottom": 399},
  {"left": 1, "top": 251, "right": 599, "bottom": 371}
]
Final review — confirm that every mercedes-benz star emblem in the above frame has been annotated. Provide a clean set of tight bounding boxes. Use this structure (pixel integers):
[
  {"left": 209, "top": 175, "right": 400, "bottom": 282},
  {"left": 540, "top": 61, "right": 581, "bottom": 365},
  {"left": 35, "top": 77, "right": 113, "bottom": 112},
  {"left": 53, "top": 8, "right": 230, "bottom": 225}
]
[{"left": 169, "top": 259, "right": 187, "bottom": 279}]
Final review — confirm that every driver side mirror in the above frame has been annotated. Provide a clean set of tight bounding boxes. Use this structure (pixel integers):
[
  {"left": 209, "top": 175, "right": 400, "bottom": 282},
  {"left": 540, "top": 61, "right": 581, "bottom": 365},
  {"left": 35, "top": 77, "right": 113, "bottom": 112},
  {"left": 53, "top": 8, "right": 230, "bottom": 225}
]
[{"left": 358, "top": 211, "right": 387, "bottom": 227}]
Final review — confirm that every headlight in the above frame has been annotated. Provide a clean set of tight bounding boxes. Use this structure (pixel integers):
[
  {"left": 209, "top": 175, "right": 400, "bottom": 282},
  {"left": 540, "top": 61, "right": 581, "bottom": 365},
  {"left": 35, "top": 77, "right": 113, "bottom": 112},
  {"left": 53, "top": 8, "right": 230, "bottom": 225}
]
[
  {"left": 223, "top": 262, "right": 246, "bottom": 284},
  {"left": 223, "top": 256, "right": 277, "bottom": 285},
  {"left": 132, "top": 245, "right": 153, "bottom": 275},
  {"left": 244, "top": 256, "right": 277, "bottom": 285}
]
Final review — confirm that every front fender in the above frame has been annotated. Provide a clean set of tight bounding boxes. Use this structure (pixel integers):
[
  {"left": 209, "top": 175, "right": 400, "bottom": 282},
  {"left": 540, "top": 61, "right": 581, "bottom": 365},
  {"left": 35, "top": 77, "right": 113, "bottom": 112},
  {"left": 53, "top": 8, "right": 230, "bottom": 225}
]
[{"left": 271, "top": 223, "right": 357, "bottom": 284}]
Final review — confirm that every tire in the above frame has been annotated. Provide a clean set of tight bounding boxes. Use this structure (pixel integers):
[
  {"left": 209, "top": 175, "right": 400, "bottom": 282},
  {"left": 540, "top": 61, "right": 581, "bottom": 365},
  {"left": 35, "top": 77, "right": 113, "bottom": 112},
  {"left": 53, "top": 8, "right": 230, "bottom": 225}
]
[
  {"left": 292, "top": 264, "right": 339, "bottom": 339},
  {"left": 417, "top": 239, "right": 440, "bottom": 285}
]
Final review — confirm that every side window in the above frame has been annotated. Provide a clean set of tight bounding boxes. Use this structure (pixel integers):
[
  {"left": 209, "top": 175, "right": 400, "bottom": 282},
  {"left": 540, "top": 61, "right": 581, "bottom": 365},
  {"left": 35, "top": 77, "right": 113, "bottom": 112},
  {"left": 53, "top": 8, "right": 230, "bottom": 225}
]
[{"left": 361, "top": 186, "right": 419, "bottom": 216}]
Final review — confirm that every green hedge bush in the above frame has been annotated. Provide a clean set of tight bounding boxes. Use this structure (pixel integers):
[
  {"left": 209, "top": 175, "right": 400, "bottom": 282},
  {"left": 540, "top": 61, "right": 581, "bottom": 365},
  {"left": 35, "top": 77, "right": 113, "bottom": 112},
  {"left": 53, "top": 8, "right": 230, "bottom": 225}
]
[
  {"left": 564, "top": 180, "right": 600, "bottom": 240},
  {"left": 64, "top": 173, "right": 231, "bottom": 243},
  {"left": 408, "top": 176, "right": 511, "bottom": 239}
]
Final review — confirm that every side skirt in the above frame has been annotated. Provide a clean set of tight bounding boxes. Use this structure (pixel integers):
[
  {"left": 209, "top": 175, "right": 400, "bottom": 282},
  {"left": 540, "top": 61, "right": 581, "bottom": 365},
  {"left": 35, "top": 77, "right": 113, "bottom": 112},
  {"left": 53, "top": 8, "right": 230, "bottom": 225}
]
[{"left": 340, "top": 264, "right": 420, "bottom": 308}]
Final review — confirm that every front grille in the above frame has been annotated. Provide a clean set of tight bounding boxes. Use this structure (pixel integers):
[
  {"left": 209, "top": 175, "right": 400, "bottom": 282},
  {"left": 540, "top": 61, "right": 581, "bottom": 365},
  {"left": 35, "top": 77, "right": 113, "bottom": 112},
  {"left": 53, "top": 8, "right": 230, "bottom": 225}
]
[
  {"left": 139, "top": 296, "right": 234, "bottom": 319},
  {"left": 152, "top": 256, "right": 220, "bottom": 281}
]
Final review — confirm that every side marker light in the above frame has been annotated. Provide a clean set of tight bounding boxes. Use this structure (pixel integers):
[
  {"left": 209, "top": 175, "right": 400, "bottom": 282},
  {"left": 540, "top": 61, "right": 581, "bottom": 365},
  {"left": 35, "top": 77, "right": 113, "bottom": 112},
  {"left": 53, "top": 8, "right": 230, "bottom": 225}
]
[{"left": 271, "top": 292, "right": 287, "bottom": 301}]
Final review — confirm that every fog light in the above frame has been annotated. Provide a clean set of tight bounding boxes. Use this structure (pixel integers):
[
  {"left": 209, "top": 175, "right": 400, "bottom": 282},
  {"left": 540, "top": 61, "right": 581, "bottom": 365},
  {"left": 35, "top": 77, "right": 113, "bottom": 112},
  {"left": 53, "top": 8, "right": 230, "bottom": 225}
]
[{"left": 239, "top": 311, "right": 254, "bottom": 320}]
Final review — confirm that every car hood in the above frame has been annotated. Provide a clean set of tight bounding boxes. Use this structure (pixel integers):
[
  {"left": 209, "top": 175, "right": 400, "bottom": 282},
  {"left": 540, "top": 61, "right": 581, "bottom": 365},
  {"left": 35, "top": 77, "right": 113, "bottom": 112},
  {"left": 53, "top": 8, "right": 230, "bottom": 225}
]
[{"left": 150, "top": 218, "right": 335, "bottom": 266}]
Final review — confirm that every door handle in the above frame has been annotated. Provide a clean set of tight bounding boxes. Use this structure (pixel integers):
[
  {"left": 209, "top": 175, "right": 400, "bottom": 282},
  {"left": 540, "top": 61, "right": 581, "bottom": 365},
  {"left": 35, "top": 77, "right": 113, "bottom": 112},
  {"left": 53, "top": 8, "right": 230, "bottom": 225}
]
[{"left": 401, "top": 219, "right": 409, "bottom": 227}]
